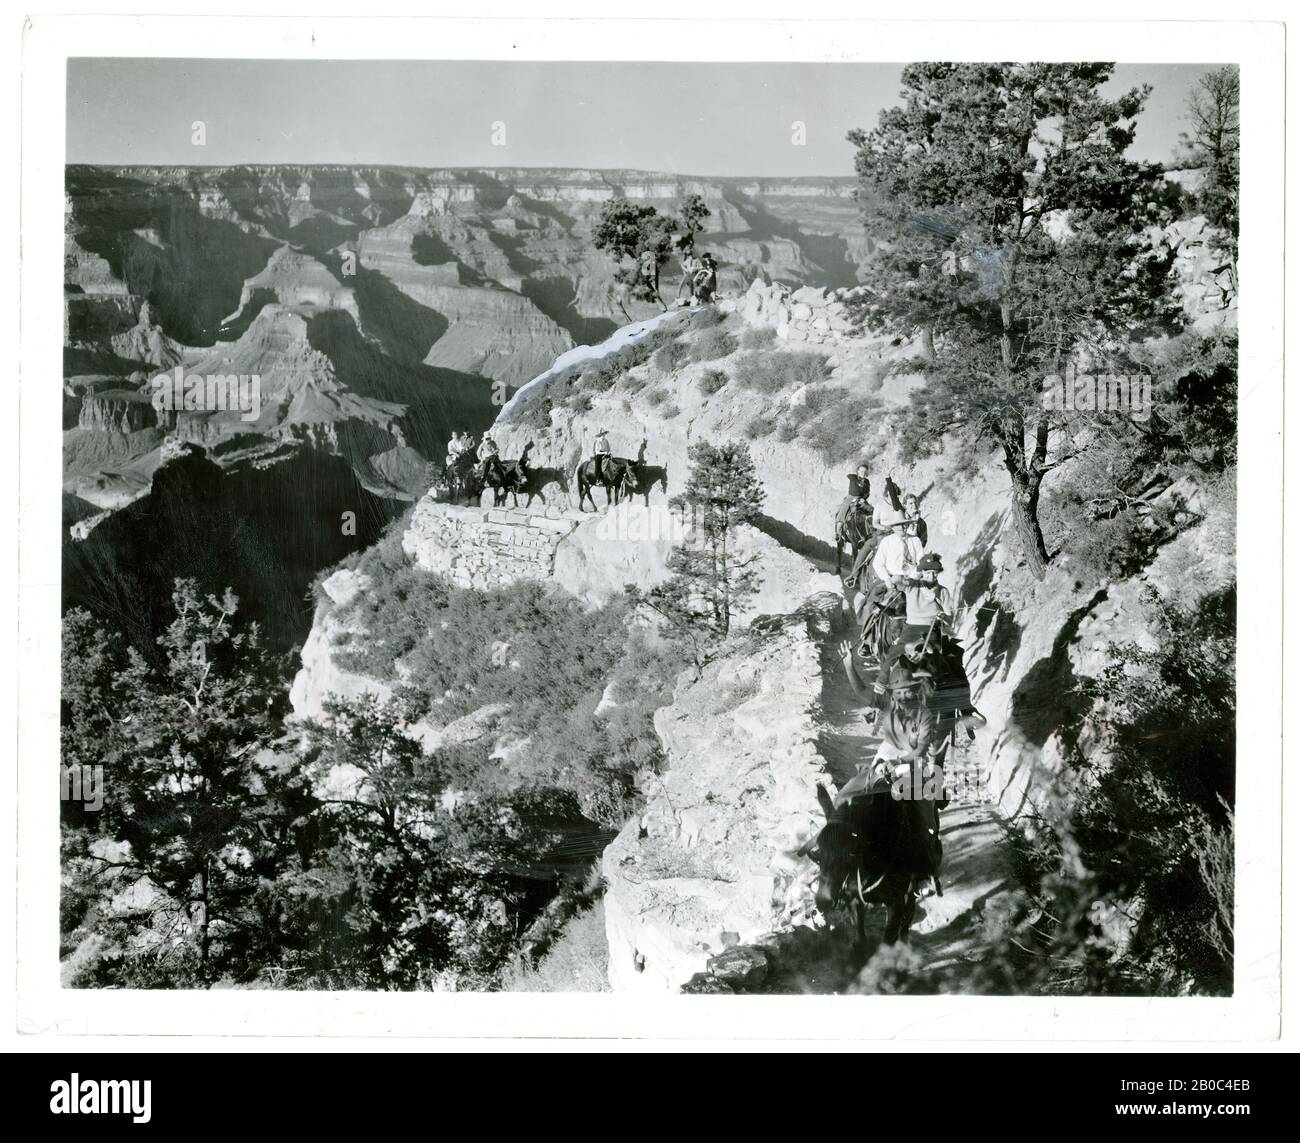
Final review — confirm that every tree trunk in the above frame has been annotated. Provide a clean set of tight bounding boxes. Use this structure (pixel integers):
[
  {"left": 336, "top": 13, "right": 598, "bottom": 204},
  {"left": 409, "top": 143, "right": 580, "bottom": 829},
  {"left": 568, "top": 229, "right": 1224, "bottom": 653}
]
[
  {"left": 920, "top": 324, "right": 936, "bottom": 363},
  {"left": 1009, "top": 468, "right": 1049, "bottom": 580}
]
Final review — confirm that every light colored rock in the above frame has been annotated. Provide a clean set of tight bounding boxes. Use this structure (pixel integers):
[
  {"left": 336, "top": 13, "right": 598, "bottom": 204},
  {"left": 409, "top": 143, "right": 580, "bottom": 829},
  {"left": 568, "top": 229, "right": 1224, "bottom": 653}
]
[{"left": 602, "top": 603, "right": 834, "bottom": 992}]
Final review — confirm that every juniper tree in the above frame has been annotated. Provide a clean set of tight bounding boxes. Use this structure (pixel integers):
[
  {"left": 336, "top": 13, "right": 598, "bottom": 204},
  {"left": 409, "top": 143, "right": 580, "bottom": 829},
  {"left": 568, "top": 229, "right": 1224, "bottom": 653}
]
[
  {"left": 848, "top": 63, "right": 1179, "bottom": 578},
  {"left": 640, "top": 441, "right": 765, "bottom": 643},
  {"left": 593, "top": 197, "right": 678, "bottom": 310},
  {"left": 677, "top": 191, "right": 712, "bottom": 249}
]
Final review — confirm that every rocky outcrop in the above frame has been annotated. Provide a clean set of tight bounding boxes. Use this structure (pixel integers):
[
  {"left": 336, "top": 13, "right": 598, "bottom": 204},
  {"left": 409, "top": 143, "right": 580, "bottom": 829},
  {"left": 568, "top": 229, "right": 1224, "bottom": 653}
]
[
  {"left": 723, "top": 279, "right": 866, "bottom": 345},
  {"left": 108, "top": 301, "right": 183, "bottom": 369},
  {"left": 230, "top": 244, "right": 361, "bottom": 321},
  {"left": 77, "top": 389, "right": 159, "bottom": 433},
  {"left": 357, "top": 206, "right": 576, "bottom": 385},
  {"left": 289, "top": 568, "right": 393, "bottom": 722},
  {"left": 602, "top": 595, "right": 839, "bottom": 992}
]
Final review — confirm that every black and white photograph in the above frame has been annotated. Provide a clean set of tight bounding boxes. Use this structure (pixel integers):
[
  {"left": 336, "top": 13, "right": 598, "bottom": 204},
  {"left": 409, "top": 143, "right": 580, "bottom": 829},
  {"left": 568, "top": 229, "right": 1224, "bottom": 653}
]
[{"left": 11, "top": 11, "right": 1289, "bottom": 1060}]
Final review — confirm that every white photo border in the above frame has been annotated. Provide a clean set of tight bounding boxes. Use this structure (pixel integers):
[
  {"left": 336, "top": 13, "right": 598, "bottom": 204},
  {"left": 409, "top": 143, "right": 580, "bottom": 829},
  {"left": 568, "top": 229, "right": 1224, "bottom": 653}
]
[{"left": 15, "top": 11, "right": 1285, "bottom": 1044}]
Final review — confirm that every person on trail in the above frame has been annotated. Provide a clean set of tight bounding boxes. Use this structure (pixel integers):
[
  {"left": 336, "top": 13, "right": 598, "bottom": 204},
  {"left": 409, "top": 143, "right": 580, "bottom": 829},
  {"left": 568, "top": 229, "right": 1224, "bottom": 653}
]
[
  {"left": 676, "top": 250, "right": 702, "bottom": 305},
  {"left": 593, "top": 428, "right": 613, "bottom": 482},
  {"left": 446, "top": 431, "right": 462, "bottom": 463},
  {"left": 848, "top": 464, "right": 871, "bottom": 500},
  {"left": 693, "top": 253, "right": 718, "bottom": 304},
  {"left": 638, "top": 248, "right": 659, "bottom": 299}
]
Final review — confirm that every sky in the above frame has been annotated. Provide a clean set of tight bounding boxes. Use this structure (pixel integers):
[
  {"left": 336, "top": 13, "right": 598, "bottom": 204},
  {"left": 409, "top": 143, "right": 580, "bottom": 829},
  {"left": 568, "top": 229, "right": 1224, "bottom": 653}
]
[{"left": 66, "top": 60, "right": 1211, "bottom": 175}]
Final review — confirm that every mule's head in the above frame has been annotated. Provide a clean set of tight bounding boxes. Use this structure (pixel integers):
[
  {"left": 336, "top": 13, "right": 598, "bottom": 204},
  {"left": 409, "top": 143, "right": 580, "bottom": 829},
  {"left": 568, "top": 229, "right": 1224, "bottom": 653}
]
[{"left": 804, "top": 785, "right": 865, "bottom": 914}]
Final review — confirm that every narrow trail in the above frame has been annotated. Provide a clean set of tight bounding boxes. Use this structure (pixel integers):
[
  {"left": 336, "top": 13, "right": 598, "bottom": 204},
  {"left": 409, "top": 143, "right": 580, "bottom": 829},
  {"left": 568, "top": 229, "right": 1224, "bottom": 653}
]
[{"left": 759, "top": 602, "right": 1020, "bottom": 993}]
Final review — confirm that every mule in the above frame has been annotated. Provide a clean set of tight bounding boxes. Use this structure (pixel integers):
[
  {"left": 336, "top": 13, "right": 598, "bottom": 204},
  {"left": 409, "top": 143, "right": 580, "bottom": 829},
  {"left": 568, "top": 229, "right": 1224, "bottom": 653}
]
[
  {"left": 445, "top": 451, "right": 482, "bottom": 506},
  {"left": 834, "top": 498, "right": 873, "bottom": 577},
  {"left": 573, "top": 454, "right": 639, "bottom": 512},
  {"left": 805, "top": 783, "right": 935, "bottom": 952},
  {"left": 490, "top": 441, "right": 535, "bottom": 508}
]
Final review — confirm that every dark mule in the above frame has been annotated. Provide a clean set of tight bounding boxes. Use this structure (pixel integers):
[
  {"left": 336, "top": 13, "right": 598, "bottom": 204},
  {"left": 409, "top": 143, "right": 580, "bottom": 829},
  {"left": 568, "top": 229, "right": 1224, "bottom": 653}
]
[
  {"left": 804, "top": 781, "right": 935, "bottom": 954},
  {"left": 445, "top": 451, "right": 482, "bottom": 505},
  {"left": 624, "top": 461, "right": 669, "bottom": 506},
  {"left": 498, "top": 442, "right": 571, "bottom": 509},
  {"left": 492, "top": 441, "right": 535, "bottom": 507},
  {"left": 834, "top": 498, "right": 873, "bottom": 577},
  {"left": 859, "top": 588, "right": 907, "bottom": 665},
  {"left": 573, "top": 454, "right": 638, "bottom": 512}
]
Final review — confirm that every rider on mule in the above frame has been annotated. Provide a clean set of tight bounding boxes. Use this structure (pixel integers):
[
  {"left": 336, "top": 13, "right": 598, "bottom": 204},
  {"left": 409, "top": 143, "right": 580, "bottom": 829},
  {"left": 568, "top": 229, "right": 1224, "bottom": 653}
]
[
  {"left": 593, "top": 429, "right": 613, "bottom": 482},
  {"left": 835, "top": 468, "right": 875, "bottom": 579},
  {"left": 477, "top": 432, "right": 504, "bottom": 485},
  {"left": 871, "top": 551, "right": 951, "bottom": 708},
  {"left": 834, "top": 664, "right": 946, "bottom": 896}
]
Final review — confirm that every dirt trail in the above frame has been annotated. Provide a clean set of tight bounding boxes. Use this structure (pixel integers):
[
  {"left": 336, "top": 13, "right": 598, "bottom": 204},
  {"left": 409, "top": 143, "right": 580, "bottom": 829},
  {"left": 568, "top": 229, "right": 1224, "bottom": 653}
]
[{"left": 758, "top": 616, "right": 1018, "bottom": 993}]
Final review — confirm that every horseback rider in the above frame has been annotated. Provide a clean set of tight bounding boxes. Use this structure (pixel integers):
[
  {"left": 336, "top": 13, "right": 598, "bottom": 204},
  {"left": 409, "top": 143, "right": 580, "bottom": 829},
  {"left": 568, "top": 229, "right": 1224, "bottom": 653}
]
[
  {"left": 477, "top": 432, "right": 503, "bottom": 484},
  {"left": 902, "top": 492, "right": 928, "bottom": 547},
  {"left": 836, "top": 469, "right": 876, "bottom": 583},
  {"left": 593, "top": 428, "right": 612, "bottom": 483},
  {"left": 834, "top": 663, "right": 945, "bottom": 896},
  {"left": 448, "top": 430, "right": 470, "bottom": 464},
  {"left": 871, "top": 514, "right": 925, "bottom": 599},
  {"left": 872, "top": 551, "right": 952, "bottom": 705}
]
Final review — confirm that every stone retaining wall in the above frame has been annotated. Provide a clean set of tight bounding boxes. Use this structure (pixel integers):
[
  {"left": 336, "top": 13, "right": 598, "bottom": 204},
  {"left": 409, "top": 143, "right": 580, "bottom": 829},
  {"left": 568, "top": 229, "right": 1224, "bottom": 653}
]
[{"left": 401, "top": 498, "right": 584, "bottom": 589}]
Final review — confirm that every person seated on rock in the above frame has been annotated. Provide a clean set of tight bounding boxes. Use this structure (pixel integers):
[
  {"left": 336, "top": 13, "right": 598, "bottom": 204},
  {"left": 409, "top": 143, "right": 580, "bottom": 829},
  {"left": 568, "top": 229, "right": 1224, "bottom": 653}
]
[
  {"left": 692, "top": 254, "right": 718, "bottom": 304},
  {"left": 676, "top": 249, "right": 702, "bottom": 305}
]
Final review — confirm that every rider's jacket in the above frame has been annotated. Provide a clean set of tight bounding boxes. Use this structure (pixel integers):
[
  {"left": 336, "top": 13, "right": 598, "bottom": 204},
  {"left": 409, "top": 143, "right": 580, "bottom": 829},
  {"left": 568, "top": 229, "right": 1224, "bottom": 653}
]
[
  {"left": 872, "top": 532, "right": 925, "bottom": 586},
  {"left": 594, "top": 436, "right": 611, "bottom": 455},
  {"left": 904, "top": 580, "right": 950, "bottom": 627}
]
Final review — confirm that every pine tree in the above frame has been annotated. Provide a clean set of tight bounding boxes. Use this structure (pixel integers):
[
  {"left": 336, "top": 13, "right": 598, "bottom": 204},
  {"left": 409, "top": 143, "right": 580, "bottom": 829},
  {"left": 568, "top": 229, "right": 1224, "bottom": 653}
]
[
  {"left": 61, "top": 580, "right": 307, "bottom": 985},
  {"left": 848, "top": 63, "right": 1179, "bottom": 578},
  {"left": 642, "top": 441, "right": 765, "bottom": 642},
  {"left": 1176, "top": 66, "right": 1240, "bottom": 269}
]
